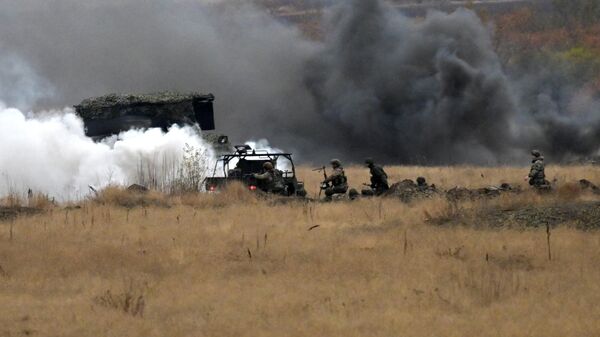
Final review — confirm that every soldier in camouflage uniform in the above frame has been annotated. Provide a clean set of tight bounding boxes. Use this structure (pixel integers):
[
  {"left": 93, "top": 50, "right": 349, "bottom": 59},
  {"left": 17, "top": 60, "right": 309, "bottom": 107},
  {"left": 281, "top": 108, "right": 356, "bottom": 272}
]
[
  {"left": 361, "top": 158, "right": 389, "bottom": 196},
  {"left": 323, "top": 159, "right": 348, "bottom": 200},
  {"left": 528, "top": 150, "right": 548, "bottom": 188},
  {"left": 254, "top": 162, "right": 285, "bottom": 194},
  {"left": 416, "top": 177, "right": 429, "bottom": 190},
  {"left": 228, "top": 161, "right": 243, "bottom": 178}
]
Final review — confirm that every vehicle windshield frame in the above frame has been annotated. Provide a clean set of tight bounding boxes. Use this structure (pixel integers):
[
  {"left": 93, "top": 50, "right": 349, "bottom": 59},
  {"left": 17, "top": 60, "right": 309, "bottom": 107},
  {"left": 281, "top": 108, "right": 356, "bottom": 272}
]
[{"left": 210, "top": 152, "right": 296, "bottom": 178}]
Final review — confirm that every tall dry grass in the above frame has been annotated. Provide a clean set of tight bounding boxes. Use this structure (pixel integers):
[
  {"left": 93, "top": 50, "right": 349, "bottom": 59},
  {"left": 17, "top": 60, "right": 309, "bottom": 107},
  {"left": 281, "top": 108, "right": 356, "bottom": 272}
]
[
  {"left": 1, "top": 166, "right": 600, "bottom": 337},
  {"left": 299, "top": 164, "right": 600, "bottom": 196}
]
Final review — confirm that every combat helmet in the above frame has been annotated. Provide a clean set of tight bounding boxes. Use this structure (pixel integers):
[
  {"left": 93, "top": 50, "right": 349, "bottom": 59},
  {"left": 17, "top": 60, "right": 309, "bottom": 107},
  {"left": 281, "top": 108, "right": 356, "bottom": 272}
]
[
  {"left": 263, "top": 162, "right": 274, "bottom": 170},
  {"left": 531, "top": 149, "right": 541, "bottom": 158},
  {"left": 364, "top": 158, "right": 374, "bottom": 166},
  {"left": 330, "top": 159, "right": 342, "bottom": 168}
]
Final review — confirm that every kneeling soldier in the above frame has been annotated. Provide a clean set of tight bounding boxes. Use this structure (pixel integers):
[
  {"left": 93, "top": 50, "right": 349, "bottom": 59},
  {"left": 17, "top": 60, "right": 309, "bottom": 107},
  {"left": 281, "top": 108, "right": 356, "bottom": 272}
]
[
  {"left": 323, "top": 159, "right": 348, "bottom": 200},
  {"left": 254, "top": 162, "right": 285, "bottom": 194},
  {"left": 361, "top": 158, "right": 389, "bottom": 196}
]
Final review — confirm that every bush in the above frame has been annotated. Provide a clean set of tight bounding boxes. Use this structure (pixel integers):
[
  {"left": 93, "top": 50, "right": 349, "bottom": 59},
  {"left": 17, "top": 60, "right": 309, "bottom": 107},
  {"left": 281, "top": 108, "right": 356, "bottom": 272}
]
[
  {"left": 94, "top": 186, "right": 170, "bottom": 208},
  {"left": 133, "top": 143, "right": 211, "bottom": 195}
]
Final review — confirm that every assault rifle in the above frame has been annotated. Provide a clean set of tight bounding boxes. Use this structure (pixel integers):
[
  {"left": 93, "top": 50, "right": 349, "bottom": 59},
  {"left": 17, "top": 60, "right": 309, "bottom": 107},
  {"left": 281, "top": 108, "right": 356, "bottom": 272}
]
[{"left": 312, "top": 166, "right": 330, "bottom": 198}]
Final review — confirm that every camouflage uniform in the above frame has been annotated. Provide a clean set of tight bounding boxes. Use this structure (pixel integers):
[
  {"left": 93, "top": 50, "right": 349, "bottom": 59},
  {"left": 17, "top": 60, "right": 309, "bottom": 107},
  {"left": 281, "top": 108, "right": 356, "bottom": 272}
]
[
  {"left": 228, "top": 163, "right": 242, "bottom": 178},
  {"left": 362, "top": 158, "right": 389, "bottom": 196},
  {"left": 323, "top": 159, "right": 348, "bottom": 199},
  {"left": 528, "top": 150, "right": 548, "bottom": 188},
  {"left": 348, "top": 188, "right": 360, "bottom": 200},
  {"left": 254, "top": 162, "right": 285, "bottom": 194},
  {"left": 416, "top": 177, "right": 428, "bottom": 190}
]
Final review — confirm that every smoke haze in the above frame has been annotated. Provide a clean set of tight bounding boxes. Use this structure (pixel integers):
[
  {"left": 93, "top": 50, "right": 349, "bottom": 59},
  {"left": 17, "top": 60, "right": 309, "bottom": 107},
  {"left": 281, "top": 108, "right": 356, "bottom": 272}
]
[
  {"left": 305, "top": 2, "right": 522, "bottom": 164},
  {"left": 0, "top": 0, "right": 599, "bottom": 173},
  {"left": 0, "top": 102, "right": 214, "bottom": 199}
]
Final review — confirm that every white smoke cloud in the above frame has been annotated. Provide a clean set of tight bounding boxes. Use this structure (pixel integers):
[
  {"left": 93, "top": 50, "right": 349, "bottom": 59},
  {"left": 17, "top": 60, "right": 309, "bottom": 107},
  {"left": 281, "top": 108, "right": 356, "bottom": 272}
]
[
  {"left": 245, "top": 139, "right": 285, "bottom": 154},
  {"left": 0, "top": 101, "right": 215, "bottom": 200},
  {"left": 245, "top": 138, "right": 292, "bottom": 172}
]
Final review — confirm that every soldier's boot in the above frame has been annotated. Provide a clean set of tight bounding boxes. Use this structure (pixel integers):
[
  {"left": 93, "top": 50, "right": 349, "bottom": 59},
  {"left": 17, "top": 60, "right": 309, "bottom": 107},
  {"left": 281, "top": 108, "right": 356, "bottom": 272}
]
[
  {"left": 324, "top": 188, "right": 334, "bottom": 201},
  {"left": 361, "top": 188, "right": 375, "bottom": 196},
  {"left": 271, "top": 187, "right": 285, "bottom": 196},
  {"left": 375, "top": 186, "right": 389, "bottom": 196}
]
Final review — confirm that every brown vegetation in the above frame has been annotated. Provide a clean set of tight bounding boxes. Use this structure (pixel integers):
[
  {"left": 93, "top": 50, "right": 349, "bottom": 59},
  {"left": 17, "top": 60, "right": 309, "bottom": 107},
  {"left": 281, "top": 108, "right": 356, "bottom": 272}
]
[{"left": 1, "top": 165, "right": 600, "bottom": 336}]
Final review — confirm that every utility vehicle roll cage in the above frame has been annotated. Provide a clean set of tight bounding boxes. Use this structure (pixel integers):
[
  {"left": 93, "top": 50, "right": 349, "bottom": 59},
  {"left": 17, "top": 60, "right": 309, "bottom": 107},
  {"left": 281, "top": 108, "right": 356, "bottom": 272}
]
[{"left": 210, "top": 145, "right": 297, "bottom": 178}]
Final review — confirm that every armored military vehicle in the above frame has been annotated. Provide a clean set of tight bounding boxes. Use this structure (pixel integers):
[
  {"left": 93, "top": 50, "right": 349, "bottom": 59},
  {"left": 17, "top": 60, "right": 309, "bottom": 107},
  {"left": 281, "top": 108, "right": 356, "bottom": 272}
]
[
  {"left": 74, "top": 91, "right": 230, "bottom": 152},
  {"left": 205, "top": 145, "right": 307, "bottom": 197}
]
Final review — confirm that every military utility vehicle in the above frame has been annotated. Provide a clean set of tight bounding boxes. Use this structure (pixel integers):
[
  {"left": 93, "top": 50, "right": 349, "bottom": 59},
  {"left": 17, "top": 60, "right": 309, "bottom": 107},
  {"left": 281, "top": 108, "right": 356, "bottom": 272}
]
[
  {"left": 74, "top": 91, "right": 230, "bottom": 152},
  {"left": 205, "top": 145, "right": 307, "bottom": 197}
]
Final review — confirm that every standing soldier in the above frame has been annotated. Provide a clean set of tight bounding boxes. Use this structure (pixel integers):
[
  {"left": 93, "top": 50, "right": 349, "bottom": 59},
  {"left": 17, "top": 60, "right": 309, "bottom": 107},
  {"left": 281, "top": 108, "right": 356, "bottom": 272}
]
[
  {"left": 362, "top": 158, "right": 389, "bottom": 196},
  {"left": 528, "top": 150, "right": 548, "bottom": 188},
  {"left": 323, "top": 159, "right": 348, "bottom": 200},
  {"left": 253, "top": 162, "right": 285, "bottom": 194}
]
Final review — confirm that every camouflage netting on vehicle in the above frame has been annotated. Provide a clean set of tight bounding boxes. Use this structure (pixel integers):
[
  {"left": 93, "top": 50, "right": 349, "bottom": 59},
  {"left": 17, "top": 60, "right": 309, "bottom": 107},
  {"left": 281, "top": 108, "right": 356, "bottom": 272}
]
[
  {"left": 74, "top": 91, "right": 216, "bottom": 138},
  {"left": 75, "top": 92, "right": 213, "bottom": 119}
]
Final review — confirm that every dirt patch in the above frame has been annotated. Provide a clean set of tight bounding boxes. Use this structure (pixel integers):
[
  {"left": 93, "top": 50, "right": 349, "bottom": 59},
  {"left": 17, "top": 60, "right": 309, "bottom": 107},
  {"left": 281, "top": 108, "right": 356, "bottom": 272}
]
[
  {"left": 580, "top": 179, "right": 600, "bottom": 195},
  {"left": 488, "top": 254, "right": 534, "bottom": 271},
  {"left": 0, "top": 206, "right": 42, "bottom": 222},
  {"left": 431, "top": 202, "right": 600, "bottom": 230},
  {"left": 94, "top": 289, "right": 145, "bottom": 317}
]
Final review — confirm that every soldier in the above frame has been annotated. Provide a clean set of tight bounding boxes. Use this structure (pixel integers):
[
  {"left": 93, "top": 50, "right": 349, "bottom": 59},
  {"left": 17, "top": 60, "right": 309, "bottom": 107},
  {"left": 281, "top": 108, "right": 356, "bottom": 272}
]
[
  {"left": 528, "top": 150, "right": 548, "bottom": 188},
  {"left": 323, "top": 159, "right": 348, "bottom": 200},
  {"left": 228, "top": 161, "right": 243, "bottom": 178},
  {"left": 416, "top": 177, "right": 428, "bottom": 190},
  {"left": 362, "top": 158, "right": 389, "bottom": 196},
  {"left": 348, "top": 188, "right": 360, "bottom": 200},
  {"left": 253, "top": 162, "right": 285, "bottom": 194}
]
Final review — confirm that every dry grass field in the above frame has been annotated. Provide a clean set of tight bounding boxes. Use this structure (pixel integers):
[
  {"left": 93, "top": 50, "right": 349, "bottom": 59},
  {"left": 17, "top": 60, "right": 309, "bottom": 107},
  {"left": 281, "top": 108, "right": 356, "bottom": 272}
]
[{"left": 2, "top": 165, "right": 600, "bottom": 337}]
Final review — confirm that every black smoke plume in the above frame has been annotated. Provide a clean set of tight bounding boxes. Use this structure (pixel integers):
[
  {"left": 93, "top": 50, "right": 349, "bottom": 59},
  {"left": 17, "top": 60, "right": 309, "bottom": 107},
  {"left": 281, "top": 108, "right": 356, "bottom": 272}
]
[
  {"left": 304, "top": 1, "right": 521, "bottom": 164},
  {"left": 0, "top": 0, "right": 598, "bottom": 164}
]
